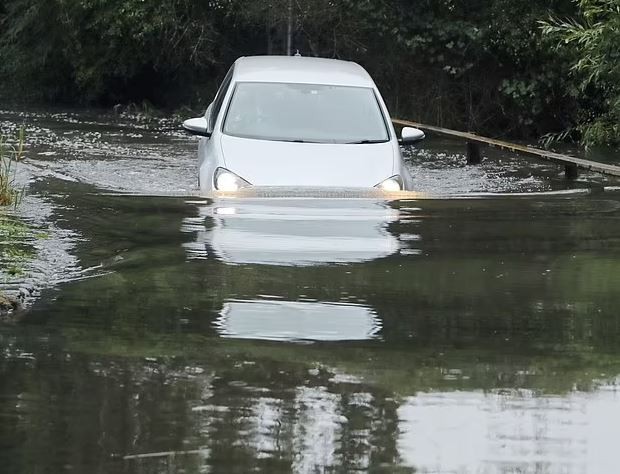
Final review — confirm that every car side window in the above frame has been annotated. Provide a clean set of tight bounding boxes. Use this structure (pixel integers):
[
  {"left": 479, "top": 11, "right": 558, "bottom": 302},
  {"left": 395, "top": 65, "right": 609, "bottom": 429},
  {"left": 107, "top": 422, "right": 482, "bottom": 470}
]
[{"left": 209, "top": 66, "right": 235, "bottom": 131}]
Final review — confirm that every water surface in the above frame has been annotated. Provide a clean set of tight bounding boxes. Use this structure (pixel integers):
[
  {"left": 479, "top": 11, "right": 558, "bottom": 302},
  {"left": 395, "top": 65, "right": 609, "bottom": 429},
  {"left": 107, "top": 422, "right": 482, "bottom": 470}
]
[{"left": 1, "top": 109, "right": 620, "bottom": 473}]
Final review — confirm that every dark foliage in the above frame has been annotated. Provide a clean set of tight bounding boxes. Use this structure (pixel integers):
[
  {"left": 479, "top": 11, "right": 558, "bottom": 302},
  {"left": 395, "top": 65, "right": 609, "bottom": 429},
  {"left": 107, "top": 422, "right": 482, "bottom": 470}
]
[{"left": 0, "top": 0, "right": 617, "bottom": 145}]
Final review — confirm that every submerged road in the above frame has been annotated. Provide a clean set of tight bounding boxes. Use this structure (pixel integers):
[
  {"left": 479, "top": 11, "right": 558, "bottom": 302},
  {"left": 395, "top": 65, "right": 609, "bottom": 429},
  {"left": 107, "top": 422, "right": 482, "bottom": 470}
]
[{"left": 0, "top": 109, "right": 620, "bottom": 473}]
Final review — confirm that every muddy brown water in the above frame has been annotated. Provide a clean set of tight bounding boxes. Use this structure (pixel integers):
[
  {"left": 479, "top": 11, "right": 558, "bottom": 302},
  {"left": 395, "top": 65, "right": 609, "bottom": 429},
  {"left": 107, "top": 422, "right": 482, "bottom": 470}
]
[{"left": 1, "top": 109, "right": 620, "bottom": 473}]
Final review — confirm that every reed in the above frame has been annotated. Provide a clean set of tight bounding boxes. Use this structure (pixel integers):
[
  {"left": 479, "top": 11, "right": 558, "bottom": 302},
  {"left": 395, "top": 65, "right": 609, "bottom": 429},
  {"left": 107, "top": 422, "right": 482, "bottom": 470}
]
[{"left": 0, "top": 129, "right": 25, "bottom": 207}]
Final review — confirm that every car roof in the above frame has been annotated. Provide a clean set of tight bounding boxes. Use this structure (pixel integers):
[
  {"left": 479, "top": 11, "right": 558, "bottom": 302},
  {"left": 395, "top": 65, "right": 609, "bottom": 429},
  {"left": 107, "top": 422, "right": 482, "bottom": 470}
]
[{"left": 232, "top": 56, "right": 375, "bottom": 88}]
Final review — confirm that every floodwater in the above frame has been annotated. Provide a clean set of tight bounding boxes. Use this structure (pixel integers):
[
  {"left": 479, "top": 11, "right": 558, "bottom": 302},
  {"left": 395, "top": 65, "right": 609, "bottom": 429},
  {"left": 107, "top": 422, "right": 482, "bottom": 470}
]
[{"left": 1, "top": 109, "right": 620, "bottom": 473}]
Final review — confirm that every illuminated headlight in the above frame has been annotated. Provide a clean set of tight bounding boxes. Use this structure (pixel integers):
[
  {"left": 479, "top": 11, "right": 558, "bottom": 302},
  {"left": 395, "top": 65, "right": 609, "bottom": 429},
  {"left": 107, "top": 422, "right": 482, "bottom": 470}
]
[
  {"left": 375, "top": 175, "right": 403, "bottom": 192},
  {"left": 214, "top": 167, "right": 251, "bottom": 192}
]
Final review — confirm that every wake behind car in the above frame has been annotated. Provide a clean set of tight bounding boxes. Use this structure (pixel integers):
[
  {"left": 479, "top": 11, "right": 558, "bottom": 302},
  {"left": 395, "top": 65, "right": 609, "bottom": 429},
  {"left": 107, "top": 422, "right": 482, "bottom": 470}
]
[{"left": 183, "top": 55, "right": 424, "bottom": 193}]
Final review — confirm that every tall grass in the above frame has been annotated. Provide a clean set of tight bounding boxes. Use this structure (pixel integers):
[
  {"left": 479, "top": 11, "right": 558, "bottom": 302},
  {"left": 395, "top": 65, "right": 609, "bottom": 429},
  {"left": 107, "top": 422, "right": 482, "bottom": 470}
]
[{"left": 0, "top": 129, "right": 25, "bottom": 207}]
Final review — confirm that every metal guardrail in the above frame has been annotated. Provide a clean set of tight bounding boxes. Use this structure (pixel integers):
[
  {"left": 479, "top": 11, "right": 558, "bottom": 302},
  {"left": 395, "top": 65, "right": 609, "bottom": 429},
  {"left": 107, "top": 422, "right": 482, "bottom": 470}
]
[{"left": 392, "top": 118, "right": 620, "bottom": 178}]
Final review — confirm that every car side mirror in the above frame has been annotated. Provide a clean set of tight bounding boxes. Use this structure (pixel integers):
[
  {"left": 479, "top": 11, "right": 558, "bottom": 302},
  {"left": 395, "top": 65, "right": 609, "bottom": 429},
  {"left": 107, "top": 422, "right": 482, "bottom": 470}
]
[
  {"left": 400, "top": 127, "right": 425, "bottom": 145},
  {"left": 182, "top": 117, "right": 211, "bottom": 137}
]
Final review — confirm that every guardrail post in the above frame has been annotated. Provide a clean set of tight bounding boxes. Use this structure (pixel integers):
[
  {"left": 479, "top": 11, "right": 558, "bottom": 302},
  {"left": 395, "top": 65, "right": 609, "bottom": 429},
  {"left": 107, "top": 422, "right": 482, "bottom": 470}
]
[
  {"left": 466, "top": 142, "right": 481, "bottom": 165},
  {"left": 565, "top": 163, "right": 578, "bottom": 179}
]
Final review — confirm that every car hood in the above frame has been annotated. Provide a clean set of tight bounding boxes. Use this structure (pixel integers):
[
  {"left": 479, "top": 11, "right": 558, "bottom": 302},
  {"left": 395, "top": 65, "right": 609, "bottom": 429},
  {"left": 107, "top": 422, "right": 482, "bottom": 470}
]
[{"left": 220, "top": 135, "right": 395, "bottom": 187}]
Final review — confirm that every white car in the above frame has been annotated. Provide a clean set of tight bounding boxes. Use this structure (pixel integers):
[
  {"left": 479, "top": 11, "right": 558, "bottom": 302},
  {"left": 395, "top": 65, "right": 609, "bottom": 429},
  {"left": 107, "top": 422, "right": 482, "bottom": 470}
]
[{"left": 183, "top": 55, "right": 424, "bottom": 193}]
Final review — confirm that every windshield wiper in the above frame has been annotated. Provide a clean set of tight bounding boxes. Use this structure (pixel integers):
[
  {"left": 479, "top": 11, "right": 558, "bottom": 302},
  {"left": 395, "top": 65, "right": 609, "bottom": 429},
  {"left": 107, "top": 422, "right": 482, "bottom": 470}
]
[
  {"left": 279, "top": 138, "right": 319, "bottom": 143},
  {"left": 345, "top": 139, "right": 388, "bottom": 144}
]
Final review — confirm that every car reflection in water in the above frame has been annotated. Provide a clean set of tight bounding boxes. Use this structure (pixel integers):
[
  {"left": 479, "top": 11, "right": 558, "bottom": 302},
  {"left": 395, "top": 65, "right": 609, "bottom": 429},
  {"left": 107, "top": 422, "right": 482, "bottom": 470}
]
[
  {"left": 181, "top": 196, "right": 408, "bottom": 342},
  {"left": 183, "top": 197, "right": 402, "bottom": 266},
  {"left": 215, "top": 299, "right": 381, "bottom": 342}
]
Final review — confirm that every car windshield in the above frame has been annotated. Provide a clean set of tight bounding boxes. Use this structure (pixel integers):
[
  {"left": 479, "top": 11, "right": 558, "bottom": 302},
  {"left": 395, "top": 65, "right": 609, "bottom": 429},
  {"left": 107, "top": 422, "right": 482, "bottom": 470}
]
[{"left": 222, "top": 82, "right": 389, "bottom": 144}]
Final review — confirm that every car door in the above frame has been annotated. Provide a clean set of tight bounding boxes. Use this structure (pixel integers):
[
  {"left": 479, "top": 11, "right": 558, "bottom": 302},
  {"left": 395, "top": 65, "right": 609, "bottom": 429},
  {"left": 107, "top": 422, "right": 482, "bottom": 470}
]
[{"left": 199, "top": 66, "right": 235, "bottom": 189}]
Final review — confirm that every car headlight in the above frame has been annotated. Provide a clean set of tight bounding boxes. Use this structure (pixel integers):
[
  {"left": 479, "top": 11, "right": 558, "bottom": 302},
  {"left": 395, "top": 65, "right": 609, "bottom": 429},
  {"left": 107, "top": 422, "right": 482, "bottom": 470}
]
[
  {"left": 214, "top": 167, "right": 251, "bottom": 191},
  {"left": 375, "top": 175, "right": 403, "bottom": 192}
]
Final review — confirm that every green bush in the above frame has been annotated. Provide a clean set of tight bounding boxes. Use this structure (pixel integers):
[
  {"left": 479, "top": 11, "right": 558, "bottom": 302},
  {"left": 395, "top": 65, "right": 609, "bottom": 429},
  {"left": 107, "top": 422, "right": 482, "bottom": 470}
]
[{"left": 541, "top": 0, "right": 620, "bottom": 146}]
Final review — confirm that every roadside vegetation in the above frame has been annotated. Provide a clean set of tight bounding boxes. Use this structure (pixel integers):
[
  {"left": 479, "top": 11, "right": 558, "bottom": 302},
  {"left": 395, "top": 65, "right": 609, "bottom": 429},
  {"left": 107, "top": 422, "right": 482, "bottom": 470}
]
[
  {"left": 0, "top": 131, "right": 27, "bottom": 314},
  {"left": 0, "top": 130, "right": 24, "bottom": 207},
  {"left": 0, "top": 0, "right": 618, "bottom": 147},
  {"left": 541, "top": 0, "right": 620, "bottom": 147}
]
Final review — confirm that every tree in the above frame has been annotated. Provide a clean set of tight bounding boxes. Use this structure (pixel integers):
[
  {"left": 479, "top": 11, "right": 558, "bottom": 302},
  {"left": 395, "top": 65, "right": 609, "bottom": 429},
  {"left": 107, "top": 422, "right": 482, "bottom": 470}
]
[
  {"left": 0, "top": 0, "right": 223, "bottom": 104},
  {"left": 541, "top": 0, "right": 620, "bottom": 146}
]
